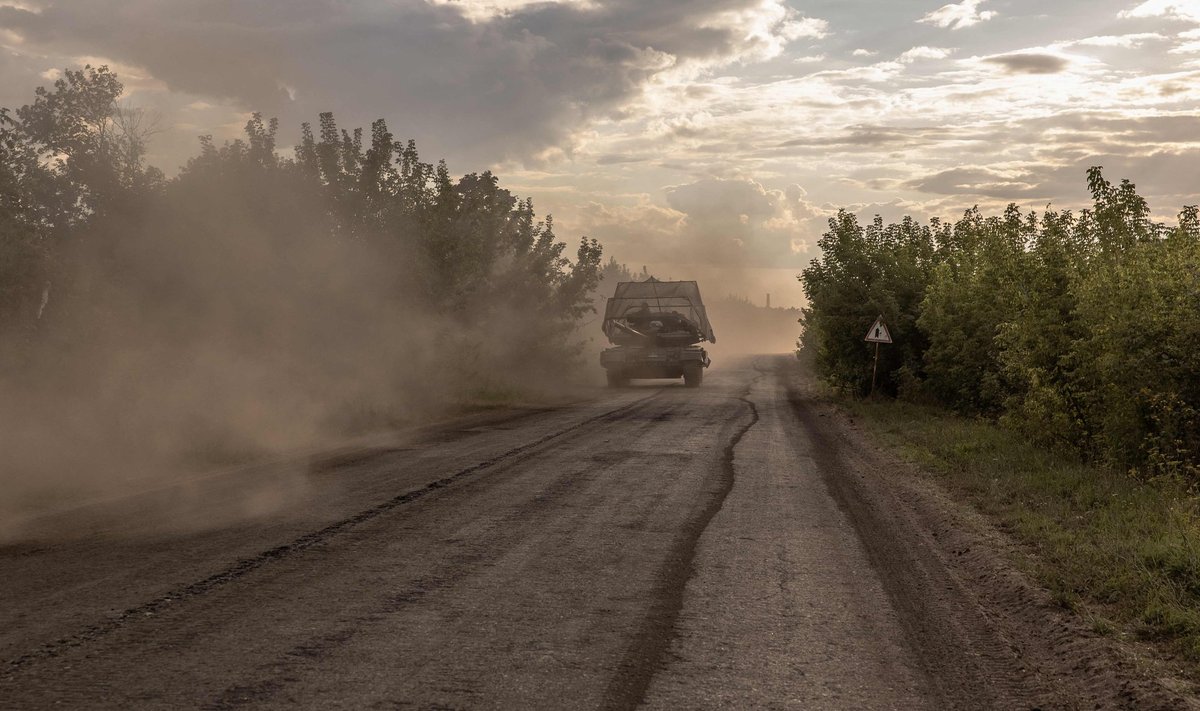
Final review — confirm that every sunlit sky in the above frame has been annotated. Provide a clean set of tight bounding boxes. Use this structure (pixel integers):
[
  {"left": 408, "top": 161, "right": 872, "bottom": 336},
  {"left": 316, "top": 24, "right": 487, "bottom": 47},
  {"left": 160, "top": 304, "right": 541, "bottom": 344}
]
[{"left": 2, "top": 0, "right": 1199, "bottom": 307}]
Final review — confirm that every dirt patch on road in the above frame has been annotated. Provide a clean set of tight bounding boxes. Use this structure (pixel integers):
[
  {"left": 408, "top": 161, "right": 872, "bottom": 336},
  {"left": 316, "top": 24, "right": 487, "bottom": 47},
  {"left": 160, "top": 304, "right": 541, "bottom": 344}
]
[{"left": 781, "top": 357, "right": 1195, "bottom": 710}]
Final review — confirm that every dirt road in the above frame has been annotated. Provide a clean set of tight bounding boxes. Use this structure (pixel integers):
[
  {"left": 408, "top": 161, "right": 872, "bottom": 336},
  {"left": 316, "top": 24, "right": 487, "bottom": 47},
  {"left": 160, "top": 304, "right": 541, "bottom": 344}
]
[{"left": 0, "top": 356, "right": 1188, "bottom": 709}]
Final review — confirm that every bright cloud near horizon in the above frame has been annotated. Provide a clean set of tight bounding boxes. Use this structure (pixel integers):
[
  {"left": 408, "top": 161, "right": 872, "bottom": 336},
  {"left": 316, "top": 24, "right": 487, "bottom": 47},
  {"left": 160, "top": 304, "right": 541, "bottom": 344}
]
[{"left": 1, "top": 0, "right": 1199, "bottom": 308}]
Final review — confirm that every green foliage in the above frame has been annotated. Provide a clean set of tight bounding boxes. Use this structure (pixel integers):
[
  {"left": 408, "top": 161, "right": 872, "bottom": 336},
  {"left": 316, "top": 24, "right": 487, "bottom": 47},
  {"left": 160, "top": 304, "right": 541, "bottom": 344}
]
[
  {"left": 0, "top": 67, "right": 604, "bottom": 403},
  {"left": 14, "top": 65, "right": 162, "bottom": 220},
  {"left": 1070, "top": 205, "right": 1200, "bottom": 475},
  {"left": 0, "top": 65, "right": 167, "bottom": 355},
  {"left": 919, "top": 206, "right": 1029, "bottom": 413},
  {"left": 800, "top": 211, "right": 938, "bottom": 395},
  {"left": 800, "top": 169, "right": 1200, "bottom": 481},
  {"left": 847, "top": 395, "right": 1200, "bottom": 663},
  {"left": 0, "top": 108, "right": 52, "bottom": 345},
  {"left": 289, "top": 111, "right": 603, "bottom": 361}
]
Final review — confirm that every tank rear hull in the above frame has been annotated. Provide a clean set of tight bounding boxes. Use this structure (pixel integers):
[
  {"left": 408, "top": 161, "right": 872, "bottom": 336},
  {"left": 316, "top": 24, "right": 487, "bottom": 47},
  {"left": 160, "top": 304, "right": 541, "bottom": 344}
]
[{"left": 600, "top": 346, "right": 709, "bottom": 386}]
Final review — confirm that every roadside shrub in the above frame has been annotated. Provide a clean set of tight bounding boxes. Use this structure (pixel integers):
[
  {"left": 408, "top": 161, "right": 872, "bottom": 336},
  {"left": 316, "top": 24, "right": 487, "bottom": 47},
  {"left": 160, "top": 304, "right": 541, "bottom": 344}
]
[
  {"left": 799, "top": 211, "right": 938, "bottom": 395},
  {"left": 800, "top": 169, "right": 1200, "bottom": 480}
]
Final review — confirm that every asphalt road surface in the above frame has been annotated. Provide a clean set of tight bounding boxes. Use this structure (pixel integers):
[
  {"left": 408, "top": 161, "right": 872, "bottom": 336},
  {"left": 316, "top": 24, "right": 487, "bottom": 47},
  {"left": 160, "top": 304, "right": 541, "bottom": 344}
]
[{"left": 0, "top": 356, "right": 1188, "bottom": 709}]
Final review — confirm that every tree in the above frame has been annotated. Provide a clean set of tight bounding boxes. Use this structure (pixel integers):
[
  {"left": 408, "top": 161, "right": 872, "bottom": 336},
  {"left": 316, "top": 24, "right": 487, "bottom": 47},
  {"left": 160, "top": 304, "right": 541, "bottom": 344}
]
[
  {"left": 14, "top": 65, "right": 162, "bottom": 223},
  {"left": 800, "top": 211, "right": 938, "bottom": 395},
  {"left": 800, "top": 166, "right": 1200, "bottom": 481},
  {"left": 919, "top": 206, "right": 1031, "bottom": 412},
  {"left": 0, "top": 108, "right": 53, "bottom": 347}
]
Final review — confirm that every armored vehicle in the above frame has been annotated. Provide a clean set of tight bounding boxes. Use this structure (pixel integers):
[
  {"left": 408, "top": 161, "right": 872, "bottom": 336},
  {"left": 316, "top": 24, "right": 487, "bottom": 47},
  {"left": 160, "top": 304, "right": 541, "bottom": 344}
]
[{"left": 600, "top": 278, "right": 715, "bottom": 388}]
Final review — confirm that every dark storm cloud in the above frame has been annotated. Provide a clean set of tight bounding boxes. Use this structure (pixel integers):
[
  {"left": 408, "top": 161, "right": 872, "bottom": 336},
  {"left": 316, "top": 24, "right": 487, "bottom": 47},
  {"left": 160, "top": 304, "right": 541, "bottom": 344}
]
[
  {"left": 0, "top": 0, "right": 798, "bottom": 164},
  {"left": 982, "top": 53, "right": 1069, "bottom": 74}
]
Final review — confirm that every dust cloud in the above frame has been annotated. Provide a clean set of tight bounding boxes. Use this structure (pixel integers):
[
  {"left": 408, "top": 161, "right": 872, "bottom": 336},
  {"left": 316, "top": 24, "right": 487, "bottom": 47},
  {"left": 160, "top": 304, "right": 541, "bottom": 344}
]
[
  {"left": 0, "top": 144, "right": 588, "bottom": 541},
  {"left": 705, "top": 297, "right": 802, "bottom": 363},
  {"left": 1, "top": 118, "right": 800, "bottom": 542},
  {"left": 642, "top": 259, "right": 804, "bottom": 361},
  {"left": 3, "top": 217, "right": 430, "bottom": 539},
  {"left": 589, "top": 261, "right": 803, "bottom": 372}
]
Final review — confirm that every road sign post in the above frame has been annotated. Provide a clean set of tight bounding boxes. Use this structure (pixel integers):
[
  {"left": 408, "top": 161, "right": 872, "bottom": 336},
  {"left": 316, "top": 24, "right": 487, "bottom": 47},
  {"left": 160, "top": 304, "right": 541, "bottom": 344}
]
[
  {"left": 871, "top": 341, "right": 880, "bottom": 396},
  {"left": 864, "top": 315, "right": 892, "bottom": 396}
]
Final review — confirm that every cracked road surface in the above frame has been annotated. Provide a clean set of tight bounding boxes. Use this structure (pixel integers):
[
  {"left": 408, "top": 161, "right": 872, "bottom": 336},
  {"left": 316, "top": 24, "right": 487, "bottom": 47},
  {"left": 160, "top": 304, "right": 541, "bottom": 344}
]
[{"left": 0, "top": 356, "right": 1182, "bottom": 709}]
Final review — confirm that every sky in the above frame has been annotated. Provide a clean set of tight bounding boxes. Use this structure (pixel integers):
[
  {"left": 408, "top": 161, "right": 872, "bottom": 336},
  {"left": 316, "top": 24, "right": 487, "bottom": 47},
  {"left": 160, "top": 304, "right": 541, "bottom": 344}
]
[{"left": 1, "top": 0, "right": 1199, "bottom": 308}]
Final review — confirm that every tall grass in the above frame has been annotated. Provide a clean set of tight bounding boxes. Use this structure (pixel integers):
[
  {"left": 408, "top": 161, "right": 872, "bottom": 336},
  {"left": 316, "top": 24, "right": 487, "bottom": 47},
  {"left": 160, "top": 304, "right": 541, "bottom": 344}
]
[{"left": 848, "top": 398, "right": 1200, "bottom": 663}]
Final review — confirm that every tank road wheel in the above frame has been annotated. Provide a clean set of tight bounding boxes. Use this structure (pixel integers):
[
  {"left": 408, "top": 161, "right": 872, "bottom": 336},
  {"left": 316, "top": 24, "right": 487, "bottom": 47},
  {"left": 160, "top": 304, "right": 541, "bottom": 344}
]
[
  {"left": 606, "top": 370, "right": 628, "bottom": 388},
  {"left": 683, "top": 364, "right": 703, "bottom": 388}
]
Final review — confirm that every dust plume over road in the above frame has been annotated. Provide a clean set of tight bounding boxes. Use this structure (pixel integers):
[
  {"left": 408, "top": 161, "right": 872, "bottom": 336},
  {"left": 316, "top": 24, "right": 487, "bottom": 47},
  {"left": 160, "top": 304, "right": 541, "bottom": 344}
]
[
  {"left": 0, "top": 356, "right": 1186, "bottom": 709},
  {"left": 0, "top": 178, "right": 444, "bottom": 531},
  {"left": 0, "top": 108, "right": 602, "bottom": 535},
  {"left": 705, "top": 295, "right": 802, "bottom": 360}
]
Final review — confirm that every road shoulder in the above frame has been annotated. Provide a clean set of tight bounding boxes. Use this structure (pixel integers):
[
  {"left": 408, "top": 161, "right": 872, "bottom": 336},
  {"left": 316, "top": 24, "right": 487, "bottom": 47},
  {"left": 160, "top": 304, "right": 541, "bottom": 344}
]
[{"left": 785, "top": 356, "right": 1196, "bottom": 709}]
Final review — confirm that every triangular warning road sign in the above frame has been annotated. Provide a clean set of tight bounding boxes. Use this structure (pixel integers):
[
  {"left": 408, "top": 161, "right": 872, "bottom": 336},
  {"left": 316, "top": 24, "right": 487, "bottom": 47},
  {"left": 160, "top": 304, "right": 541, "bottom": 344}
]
[{"left": 864, "top": 317, "right": 892, "bottom": 344}]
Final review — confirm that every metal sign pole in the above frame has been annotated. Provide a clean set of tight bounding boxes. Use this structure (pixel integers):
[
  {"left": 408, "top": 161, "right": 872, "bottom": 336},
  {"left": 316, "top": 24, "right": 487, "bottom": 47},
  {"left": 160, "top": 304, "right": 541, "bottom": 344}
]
[{"left": 870, "top": 341, "right": 879, "bottom": 397}]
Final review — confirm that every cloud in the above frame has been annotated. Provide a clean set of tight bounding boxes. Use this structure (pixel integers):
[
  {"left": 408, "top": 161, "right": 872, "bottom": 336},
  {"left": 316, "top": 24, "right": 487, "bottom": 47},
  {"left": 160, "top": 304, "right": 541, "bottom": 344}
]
[
  {"left": 983, "top": 52, "right": 1070, "bottom": 74},
  {"left": 667, "top": 178, "right": 779, "bottom": 222},
  {"left": 662, "top": 177, "right": 826, "bottom": 267},
  {"left": 652, "top": 110, "right": 716, "bottom": 139},
  {"left": 0, "top": 0, "right": 826, "bottom": 166},
  {"left": 568, "top": 177, "right": 828, "bottom": 273},
  {"left": 574, "top": 198, "right": 686, "bottom": 246},
  {"left": 779, "top": 126, "right": 916, "bottom": 148},
  {"left": 904, "top": 166, "right": 1043, "bottom": 199},
  {"left": 595, "top": 153, "right": 649, "bottom": 165},
  {"left": 3, "top": 0, "right": 1196, "bottom": 280},
  {"left": 902, "top": 148, "right": 1200, "bottom": 209},
  {"left": 918, "top": 0, "right": 998, "bottom": 30},
  {"left": 1066, "top": 33, "right": 1167, "bottom": 48},
  {"left": 783, "top": 16, "right": 830, "bottom": 40},
  {"left": 1119, "top": 0, "right": 1200, "bottom": 22},
  {"left": 1023, "top": 112, "right": 1200, "bottom": 143},
  {"left": 426, "top": 0, "right": 592, "bottom": 22},
  {"left": 811, "top": 59, "right": 906, "bottom": 84},
  {"left": 1169, "top": 28, "right": 1200, "bottom": 51},
  {"left": 899, "top": 46, "right": 955, "bottom": 63}
]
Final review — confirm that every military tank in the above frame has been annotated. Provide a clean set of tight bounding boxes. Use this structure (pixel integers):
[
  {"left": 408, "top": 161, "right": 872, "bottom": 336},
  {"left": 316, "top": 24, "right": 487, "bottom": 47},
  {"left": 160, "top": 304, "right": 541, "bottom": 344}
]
[{"left": 600, "top": 278, "right": 715, "bottom": 388}]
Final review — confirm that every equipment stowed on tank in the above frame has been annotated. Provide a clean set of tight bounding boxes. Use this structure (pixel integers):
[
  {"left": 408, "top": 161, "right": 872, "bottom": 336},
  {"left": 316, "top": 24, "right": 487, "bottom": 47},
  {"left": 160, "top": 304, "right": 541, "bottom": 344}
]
[{"left": 599, "top": 278, "right": 715, "bottom": 388}]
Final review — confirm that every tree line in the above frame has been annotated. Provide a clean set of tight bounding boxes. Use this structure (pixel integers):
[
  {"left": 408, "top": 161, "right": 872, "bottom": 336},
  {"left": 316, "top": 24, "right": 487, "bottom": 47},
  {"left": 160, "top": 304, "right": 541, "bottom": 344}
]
[
  {"left": 0, "top": 66, "right": 603, "bottom": 380},
  {"left": 0, "top": 66, "right": 605, "bottom": 472},
  {"left": 800, "top": 169, "right": 1200, "bottom": 480}
]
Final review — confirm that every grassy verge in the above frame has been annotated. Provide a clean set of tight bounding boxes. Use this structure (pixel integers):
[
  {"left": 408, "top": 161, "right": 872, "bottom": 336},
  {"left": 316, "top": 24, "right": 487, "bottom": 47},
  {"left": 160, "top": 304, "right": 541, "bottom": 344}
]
[{"left": 842, "top": 397, "right": 1200, "bottom": 666}]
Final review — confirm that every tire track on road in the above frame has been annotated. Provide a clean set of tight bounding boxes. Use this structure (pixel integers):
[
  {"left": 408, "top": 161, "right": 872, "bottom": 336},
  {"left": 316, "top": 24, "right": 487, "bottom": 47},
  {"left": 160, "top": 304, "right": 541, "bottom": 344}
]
[
  {"left": 3, "top": 392, "right": 661, "bottom": 677},
  {"left": 204, "top": 403, "right": 674, "bottom": 710},
  {"left": 783, "top": 359, "right": 1191, "bottom": 710},
  {"left": 603, "top": 366, "right": 764, "bottom": 711},
  {"left": 784, "top": 374, "right": 1047, "bottom": 709}
]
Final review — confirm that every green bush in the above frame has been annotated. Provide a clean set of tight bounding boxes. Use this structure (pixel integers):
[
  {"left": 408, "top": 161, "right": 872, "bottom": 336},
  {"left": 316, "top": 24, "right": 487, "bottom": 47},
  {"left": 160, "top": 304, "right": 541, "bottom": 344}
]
[
  {"left": 799, "top": 212, "right": 938, "bottom": 395},
  {"left": 800, "top": 169, "right": 1200, "bottom": 480}
]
